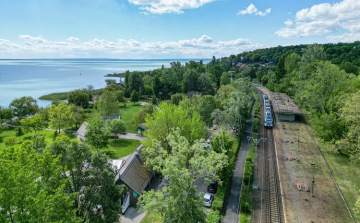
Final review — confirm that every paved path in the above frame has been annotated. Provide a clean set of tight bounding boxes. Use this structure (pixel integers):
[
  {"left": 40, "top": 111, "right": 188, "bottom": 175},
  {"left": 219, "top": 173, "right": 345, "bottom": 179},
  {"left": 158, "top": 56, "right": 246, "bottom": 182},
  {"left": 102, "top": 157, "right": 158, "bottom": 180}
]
[
  {"left": 222, "top": 96, "right": 256, "bottom": 223},
  {"left": 117, "top": 133, "right": 145, "bottom": 141}
]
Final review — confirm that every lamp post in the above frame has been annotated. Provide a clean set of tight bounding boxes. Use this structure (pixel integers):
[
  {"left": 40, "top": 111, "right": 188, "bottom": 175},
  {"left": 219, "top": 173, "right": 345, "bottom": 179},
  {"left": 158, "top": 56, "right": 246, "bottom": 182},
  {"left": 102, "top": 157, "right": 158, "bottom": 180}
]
[
  {"left": 113, "top": 150, "right": 117, "bottom": 159},
  {"left": 311, "top": 163, "right": 315, "bottom": 197}
]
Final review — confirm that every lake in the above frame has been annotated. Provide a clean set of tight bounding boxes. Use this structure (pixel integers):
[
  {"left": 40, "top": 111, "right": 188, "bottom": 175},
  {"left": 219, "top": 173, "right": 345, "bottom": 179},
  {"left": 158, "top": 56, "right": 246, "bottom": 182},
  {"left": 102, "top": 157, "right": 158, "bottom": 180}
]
[{"left": 0, "top": 59, "right": 210, "bottom": 107}]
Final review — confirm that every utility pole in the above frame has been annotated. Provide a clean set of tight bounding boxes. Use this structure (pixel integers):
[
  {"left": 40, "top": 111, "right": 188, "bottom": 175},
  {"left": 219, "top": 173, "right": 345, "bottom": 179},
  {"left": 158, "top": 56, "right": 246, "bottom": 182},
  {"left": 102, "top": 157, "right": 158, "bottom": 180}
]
[
  {"left": 311, "top": 163, "right": 316, "bottom": 197},
  {"left": 297, "top": 128, "right": 300, "bottom": 152}
]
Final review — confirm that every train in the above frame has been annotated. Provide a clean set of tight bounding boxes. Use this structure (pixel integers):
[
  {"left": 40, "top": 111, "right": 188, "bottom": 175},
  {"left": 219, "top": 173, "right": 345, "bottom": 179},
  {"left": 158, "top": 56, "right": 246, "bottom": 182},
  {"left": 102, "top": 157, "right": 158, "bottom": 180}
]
[{"left": 263, "top": 94, "right": 273, "bottom": 128}]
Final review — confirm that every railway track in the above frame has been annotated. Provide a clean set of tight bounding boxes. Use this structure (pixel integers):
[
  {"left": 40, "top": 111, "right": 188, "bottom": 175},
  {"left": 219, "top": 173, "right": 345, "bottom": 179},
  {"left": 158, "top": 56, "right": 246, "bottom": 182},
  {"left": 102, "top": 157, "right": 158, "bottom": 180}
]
[
  {"left": 264, "top": 128, "right": 283, "bottom": 223},
  {"left": 258, "top": 89, "right": 284, "bottom": 223}
]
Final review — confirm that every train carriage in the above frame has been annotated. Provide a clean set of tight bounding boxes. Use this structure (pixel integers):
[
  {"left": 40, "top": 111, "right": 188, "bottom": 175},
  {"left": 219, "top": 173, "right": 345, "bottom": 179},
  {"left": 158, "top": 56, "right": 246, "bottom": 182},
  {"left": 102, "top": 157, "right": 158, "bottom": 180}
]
[{"left": 263, "top": 94, "right": 273, "bottom": 128}]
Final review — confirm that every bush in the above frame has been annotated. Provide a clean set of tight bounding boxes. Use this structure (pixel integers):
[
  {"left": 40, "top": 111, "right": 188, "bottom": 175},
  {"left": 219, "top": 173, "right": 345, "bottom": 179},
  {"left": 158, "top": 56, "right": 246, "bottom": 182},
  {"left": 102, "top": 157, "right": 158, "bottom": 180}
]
[
  {"left": 4, "top": 136, "right": 17, "bottom": 147},
  {"left": 207, "top": 210, "right": 221, "bottom": 223},
  {"left": 243, "top": 161, "right": 253, "bottom": 185},
  {"left": 240, "top": 200, "right": 252, "bottom": 213}
]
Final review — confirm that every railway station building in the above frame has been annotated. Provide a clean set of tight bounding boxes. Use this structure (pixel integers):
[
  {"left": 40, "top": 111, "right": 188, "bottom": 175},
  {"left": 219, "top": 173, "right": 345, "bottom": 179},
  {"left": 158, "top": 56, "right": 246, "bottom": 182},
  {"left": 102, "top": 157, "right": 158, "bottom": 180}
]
[{"left": 269, "top": 92, "right": 302, "bottom": 122}]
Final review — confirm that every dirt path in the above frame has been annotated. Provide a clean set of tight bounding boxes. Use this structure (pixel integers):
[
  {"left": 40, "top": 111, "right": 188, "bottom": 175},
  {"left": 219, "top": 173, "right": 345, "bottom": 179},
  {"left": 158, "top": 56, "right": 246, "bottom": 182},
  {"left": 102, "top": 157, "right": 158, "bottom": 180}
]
[{"left": 256, "top": 87, "right": 353, "bottom": 223}]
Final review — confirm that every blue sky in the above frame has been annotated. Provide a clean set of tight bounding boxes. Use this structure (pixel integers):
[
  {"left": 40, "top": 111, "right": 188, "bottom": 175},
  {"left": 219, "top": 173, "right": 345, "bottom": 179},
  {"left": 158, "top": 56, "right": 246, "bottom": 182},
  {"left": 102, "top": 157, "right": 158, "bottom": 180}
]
[{"left": 0, "top": 0, "right": 359, "bottom": 59}]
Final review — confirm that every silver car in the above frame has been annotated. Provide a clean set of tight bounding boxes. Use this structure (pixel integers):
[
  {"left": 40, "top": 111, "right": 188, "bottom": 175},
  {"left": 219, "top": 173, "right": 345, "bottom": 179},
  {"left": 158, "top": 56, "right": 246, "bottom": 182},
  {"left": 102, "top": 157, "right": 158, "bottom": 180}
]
[{"left": 203, "top": 193, "right": 214, "bottom": 207}]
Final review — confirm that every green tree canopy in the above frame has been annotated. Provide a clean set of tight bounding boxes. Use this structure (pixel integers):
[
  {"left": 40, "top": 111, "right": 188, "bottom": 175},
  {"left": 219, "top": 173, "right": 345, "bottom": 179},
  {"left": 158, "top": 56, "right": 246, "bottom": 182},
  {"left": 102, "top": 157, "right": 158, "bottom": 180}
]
[
  {"left": 105, "top": 118, "right": 127, "bottom": 140},
  {"left": 20, "top": 115, "right": 42, "bottom": 133},
  {"left": 10, "top": 96, "right": 39, "bottom": 119},
  {"left": 130, "top": 90, "right": 139, "bottom": 104},
  {"left": 68, "top": 89, "right": 92, "bottom": 109},
  {"left": 0, "top": 143, "right": 78, "bottom": 222},
  {"left": 85, "top": 114, "right": 110, "bottom": 150},
  {"left": 138, "top": 129, "right": 227, "bottom": 223},
  {"left": 49, "top": 102, "right": 75, "bottom": 134},
  {"left": 97, "top": 90, "right": 119, "bottom": 117},
  {"left": 143, "top": 102, "right": 206, "bottom": 156}
]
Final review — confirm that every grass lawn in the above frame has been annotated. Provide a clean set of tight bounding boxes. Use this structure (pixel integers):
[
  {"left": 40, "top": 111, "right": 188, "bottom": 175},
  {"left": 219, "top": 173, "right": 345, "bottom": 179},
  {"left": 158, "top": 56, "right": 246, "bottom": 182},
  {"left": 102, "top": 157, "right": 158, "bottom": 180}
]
[
  {"left": 118, "top": 103, "right": 143, "bottom": 133},
  {"left": 316, "top": 140, "right": 360, "bottom": 222},
  {"left": 141, "top": 212, "right": 163, "bottom": 223},
  {"left": 0, "top": 127, "right": 79, "bottom": 150},
  {"left": 84, "top": 101, "right": 143, "bottom": 134},
  {"left": 101, "top": 138, "right": 141, "bottom": 159}
]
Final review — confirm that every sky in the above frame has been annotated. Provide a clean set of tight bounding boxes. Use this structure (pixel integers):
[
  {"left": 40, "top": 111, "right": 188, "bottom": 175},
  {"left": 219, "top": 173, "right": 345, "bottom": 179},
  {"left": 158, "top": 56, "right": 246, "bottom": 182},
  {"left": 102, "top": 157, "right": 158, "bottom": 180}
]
[{"left": 0, "top": 0, "right": 359, "bottom": 59}]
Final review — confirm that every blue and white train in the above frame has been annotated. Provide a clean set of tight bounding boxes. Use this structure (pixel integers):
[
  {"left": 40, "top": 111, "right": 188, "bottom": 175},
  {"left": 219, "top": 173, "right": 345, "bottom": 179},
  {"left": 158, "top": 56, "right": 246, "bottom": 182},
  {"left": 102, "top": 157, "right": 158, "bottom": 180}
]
[{"left": 263, "top": 94, "right": 273, "bottom": 128}]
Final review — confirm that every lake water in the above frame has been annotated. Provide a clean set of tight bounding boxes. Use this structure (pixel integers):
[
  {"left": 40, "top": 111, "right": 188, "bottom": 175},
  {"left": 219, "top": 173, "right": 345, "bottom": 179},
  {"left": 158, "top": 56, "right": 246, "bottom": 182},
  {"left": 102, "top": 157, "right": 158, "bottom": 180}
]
[{"left": 0, "top": 59, "right": 210, "bottom": 107}]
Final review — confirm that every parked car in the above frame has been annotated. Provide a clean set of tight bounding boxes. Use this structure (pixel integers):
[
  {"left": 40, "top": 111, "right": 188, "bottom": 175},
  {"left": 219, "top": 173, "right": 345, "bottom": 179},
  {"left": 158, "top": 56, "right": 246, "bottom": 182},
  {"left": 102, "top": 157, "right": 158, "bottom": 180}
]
[
  {"left": 203, "top": 193, "right": 214, "bottom": 207},
  {"left": 207, "top": 181, "right": 218, "bottom": 193}
]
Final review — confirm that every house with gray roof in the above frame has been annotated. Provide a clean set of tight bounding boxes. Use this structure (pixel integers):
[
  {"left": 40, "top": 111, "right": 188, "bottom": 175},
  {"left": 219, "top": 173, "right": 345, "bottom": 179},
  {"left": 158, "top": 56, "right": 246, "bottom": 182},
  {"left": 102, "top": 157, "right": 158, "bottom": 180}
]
[
  {"left": 77, "top": 121, "right": 88, "bottom": 142},
  {"left": 114, "top": 145, "right": 152, "bottom": 206}
]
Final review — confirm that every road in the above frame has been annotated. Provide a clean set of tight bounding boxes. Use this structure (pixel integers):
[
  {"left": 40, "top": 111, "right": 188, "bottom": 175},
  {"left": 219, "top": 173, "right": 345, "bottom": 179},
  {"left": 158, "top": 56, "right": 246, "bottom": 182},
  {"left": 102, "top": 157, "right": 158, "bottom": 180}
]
[{"left": 222, "top": 96, "right": 255, "bottom": 223}]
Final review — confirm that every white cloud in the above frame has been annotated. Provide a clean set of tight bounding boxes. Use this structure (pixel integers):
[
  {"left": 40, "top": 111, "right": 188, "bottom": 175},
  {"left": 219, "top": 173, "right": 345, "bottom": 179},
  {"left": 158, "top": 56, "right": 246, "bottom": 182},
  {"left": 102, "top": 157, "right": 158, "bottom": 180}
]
[
  {"left": 284, "top": 19, "right": 293, "bottom": 26},
  {"left": 67, "top": 37, "right": 79, "bottom": 42},
  {"left": 237, "top": 4, "right": 271, "bottom": 16},
  {"left": 275, "top": 0, "right": 360, "bottom": 41},
  {"left": 0, "top": 35, "right": 266, "bottom": 59},
  {"left": 128, "top": 0, "right": 218, "bottom": 14}
]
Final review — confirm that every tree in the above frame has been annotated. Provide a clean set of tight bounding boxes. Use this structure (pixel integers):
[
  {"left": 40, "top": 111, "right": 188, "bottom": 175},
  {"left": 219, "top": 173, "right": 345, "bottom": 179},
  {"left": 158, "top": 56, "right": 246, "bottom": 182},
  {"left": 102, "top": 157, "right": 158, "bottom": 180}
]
[
  {"left": 4, "top": 136, "right": 16, "bottom": 147},
  {"left": 220, "top": 72, "right": 230, "bottom": 86},
  {"left": 68, "top": 89, "right": 92, "bottom": 109},
  {"left": 49, "top": 102, "right": 75, "bottom": 134},
  {"left": 199, "top": 95, "right": 216, "bottom": 126},
  {"left": 161, "top": 69, "right": 180, "bottom": 97},
  {"left": 134, "top": 105, "right": 155, "bottom": 125},
  {"left": 115, "top": 90, "right": 126, "bottom": 102},
  {"left": 300, "top": 44, "right": 327, "bottom": 69},
  {"left": 51, "top": 141, "right": 125, "bottom": 223},
  {"left": 73, "top": 106, "right": 86, "bottom": 130},
  {"left": 182, "top": 69, "right": 199, "bottom": 94},
  {"left": 105, "top": 119, "right": 127, "bottom": 140},
  {"left": 339, "top": 61, "right": 359, "bottom": 75},
  {"left": 0, "top": 106, "right": 14, "bottom": 121},
  {"left": 10, "top": 96, "right": 39, "bottom": 119},
  {"left": 31, "top": 133, "right": 47, "bottom": 153},
  {"left": 139, "top": 129, "right": 227, "bottom": 223},
  {"left": 209, "top": 65, "right": 225, "bottom": 88},
  {"left": 128, "top": 72, "right": 144, "bottom": 96},
  {"left": 130, "top": 90, "right": 139, "bottom": 105},
  {"left": 85, "top": 114, "right": 110, "bottom": 150},
  {"left": 20, "top": 115, "right": 42, "bottom": 133},
  {"left": 151, "top": 95, "right": 157, "bottom": 105},
  {"left": 105, "top": 79, "right": 116, "bottom": 86},
  {"left": 16, "top": 127, "right": 24, "bottom": 143},
  {"left": 171, "top": 93, "right": 186, "bottom": 106},
  {"left": 143, "top": 102, "right": 206, "bottom": 155},
  {"left": 97, "top": 90, "right": 119, "bottom": 117},
  {"left": 152, "top": 75, "right": 161, "bottom": 97},
  {"left": 0, "top": 143, "right": 78, "bottom": 222},
  {"left": 198, "top": 73, "right": 215, "bottom": 96}
]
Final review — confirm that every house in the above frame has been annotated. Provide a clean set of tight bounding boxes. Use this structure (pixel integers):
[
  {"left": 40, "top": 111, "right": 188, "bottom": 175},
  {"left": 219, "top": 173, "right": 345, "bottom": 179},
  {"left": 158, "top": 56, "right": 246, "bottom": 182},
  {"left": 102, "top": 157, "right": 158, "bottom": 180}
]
[
  {"left": 77, "top": 121, "right": 88, "bottom": 142},
  {"left": 114, "top": 145, "right": 152, "bottom": 206}
]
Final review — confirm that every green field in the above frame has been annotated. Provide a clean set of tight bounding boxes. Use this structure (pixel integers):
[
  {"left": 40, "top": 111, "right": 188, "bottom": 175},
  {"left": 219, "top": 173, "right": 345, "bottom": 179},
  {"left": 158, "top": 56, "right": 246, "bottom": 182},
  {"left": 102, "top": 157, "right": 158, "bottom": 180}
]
[
  {"left": 102, "top": 138, "right": 141, "bottom": 159},
  {"left": 0, "top": 127, "right": 78, "bottom": 150},
  {"left": 1, "top": 127, "right": 140, "bottom": 160},
  {"left": 141, "top": 212, "right": 163, "bottom": 223},
  {"left": 316, "top": 139, "right": 360, "bottom": 222}
]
